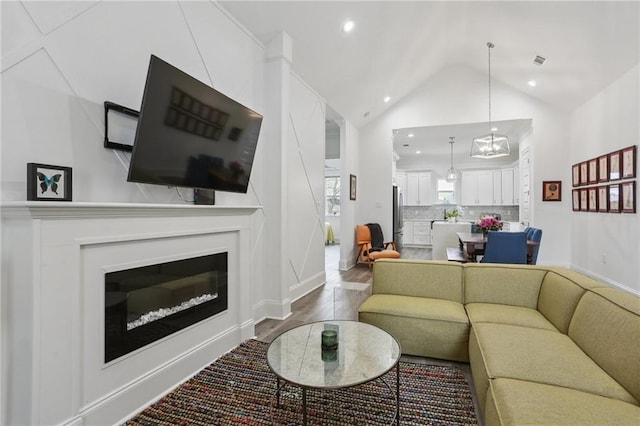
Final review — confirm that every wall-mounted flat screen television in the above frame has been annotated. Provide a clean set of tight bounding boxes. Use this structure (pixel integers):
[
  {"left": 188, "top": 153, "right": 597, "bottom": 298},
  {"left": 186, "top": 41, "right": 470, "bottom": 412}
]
[{"left": 127, "top": 55, "right": 262, "bottom": 194}]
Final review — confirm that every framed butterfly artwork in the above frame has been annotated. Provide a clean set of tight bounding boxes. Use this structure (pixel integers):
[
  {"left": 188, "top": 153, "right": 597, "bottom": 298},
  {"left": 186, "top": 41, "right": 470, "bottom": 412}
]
[{"left": 27, "top": 163, "right": 72, "bottom": 201}]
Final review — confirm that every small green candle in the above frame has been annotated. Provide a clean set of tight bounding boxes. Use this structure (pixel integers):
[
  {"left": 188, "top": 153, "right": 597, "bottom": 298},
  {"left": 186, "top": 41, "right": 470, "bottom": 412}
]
[{"left": 321, "top": 329, "right": 338, "bottom": 349}]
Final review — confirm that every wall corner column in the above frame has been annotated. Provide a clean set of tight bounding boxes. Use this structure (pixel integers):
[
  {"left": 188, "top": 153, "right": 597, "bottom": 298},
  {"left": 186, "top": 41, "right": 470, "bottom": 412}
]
[{"left": 263, "top": 31, "right": 293, "bottom": 318}]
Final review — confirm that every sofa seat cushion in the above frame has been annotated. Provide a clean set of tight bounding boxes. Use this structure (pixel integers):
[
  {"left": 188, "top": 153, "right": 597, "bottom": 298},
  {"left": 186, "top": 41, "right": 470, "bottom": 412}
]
[
  {"left": 472, "top": 323, "right": 638, "bottom": 405},
  {"left": 485, "top": 378, "right": 640, "bottom": 426},
  {"left": 465, "top": 303, "right": 559, "bottom": 332},
  {"left": 359, "top": 294, "right": 469, "bottom": 362}
]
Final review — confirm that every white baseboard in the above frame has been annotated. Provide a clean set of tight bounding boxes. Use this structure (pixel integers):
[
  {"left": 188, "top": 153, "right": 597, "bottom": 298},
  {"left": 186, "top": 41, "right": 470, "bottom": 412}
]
[
  {"left": 570, "top": 264, "right": 640, "bottom": 296},
  {"left": 289, "top": 271, "right": 326, "bottom": 302},
  {"left": 75, "top": 328, "right": 242, "bottom": 426}
]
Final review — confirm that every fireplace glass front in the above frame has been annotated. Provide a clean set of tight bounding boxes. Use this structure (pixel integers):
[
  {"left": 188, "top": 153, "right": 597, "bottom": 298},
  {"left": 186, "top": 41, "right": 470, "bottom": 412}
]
[{"left": 105, "top": 252, "right": 227, "bottom": 362}]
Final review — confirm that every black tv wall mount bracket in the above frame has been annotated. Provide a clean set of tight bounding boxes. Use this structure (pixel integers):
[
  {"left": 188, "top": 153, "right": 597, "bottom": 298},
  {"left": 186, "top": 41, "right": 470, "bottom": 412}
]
[{"left": 104, "top": 101, "right": 139, "bottom": 152}]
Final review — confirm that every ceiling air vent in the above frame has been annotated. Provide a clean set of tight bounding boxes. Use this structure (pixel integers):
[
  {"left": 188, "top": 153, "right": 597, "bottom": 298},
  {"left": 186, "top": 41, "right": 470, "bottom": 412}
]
[{"left": 533, "top": 55, "right": 546, "bottom": 66}]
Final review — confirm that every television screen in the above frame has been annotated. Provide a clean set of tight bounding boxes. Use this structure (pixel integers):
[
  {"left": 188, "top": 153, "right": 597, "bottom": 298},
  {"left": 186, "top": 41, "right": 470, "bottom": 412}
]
[{"left": 127, "top": 55, "right": 262, "bottom": 194}]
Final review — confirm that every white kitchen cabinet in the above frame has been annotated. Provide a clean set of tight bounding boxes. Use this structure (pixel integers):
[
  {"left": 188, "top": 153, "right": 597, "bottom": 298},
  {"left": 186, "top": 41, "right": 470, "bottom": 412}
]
[
  {"left": 501, "top": 168, "right": 515, "bottom": 205},
  {"left": 412, "top": 221, "right": 431, "bottom": 245},
  {"left": 514, "top": 166, "right": 520, "bottom": 204},
  {"left": 395, "top": 172, "right": 407, "bottom": 195},
  {"left": 493, "top": 171, "right": 502, "bottom": 205},
  {"left": 405, "top": 172, "right": 431, "bottom": 205},
  {"left": 461, "top": 171, "right": 493, "bottom": 205},
  {"left": 402, "top": 221, "right": 431, "bottom": 246},
  {"left": 403, "top": 221, "right": 413, "bottom": 245}
]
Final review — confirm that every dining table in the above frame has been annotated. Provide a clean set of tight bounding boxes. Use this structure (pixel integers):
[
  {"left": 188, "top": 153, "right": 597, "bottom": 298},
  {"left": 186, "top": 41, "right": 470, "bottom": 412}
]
[{"left": 456, "top": 232, "right": 539, "bottom": 264}]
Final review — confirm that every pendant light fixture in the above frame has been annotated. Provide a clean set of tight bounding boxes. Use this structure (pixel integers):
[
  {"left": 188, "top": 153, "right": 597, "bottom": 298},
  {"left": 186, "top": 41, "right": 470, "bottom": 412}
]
[
  {"left": 446, "top": 136, "right": 458, "bottom": 183},
  {"left": 471, "top": 42, "right": 510, "bottom": 159}
]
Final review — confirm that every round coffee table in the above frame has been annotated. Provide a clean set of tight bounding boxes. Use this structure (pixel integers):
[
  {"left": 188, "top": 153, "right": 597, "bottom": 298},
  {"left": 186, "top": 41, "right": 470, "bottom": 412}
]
[{"left": 266, "top": 320, "right": 401, "bottom": 425}]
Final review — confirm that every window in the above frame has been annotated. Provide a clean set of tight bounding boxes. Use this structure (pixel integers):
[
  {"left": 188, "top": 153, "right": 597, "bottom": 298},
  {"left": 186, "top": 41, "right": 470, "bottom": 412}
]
[
  {"left": 437, "top": 179, "right": 455, "bottom": 204},
  {"left": 325, "top": 177, "right": 340, "bottom": 215}
]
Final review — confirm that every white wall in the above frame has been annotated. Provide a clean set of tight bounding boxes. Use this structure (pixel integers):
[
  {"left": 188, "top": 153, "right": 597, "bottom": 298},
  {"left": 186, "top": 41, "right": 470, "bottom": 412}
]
[
  {"left": 569, "top": 65, "right": 640, "bottom": 294},
  {"left": 340, "top": 119, "right": 360, "bottom": 270},
  {"left": 287, "top": 73, "right": 326, "bottom": 301},
  {"left": 1, "top": 2, "right": 328, "bottom": 422},
  {"left": 359, "top": 64, "right": 572, "bottom": 265},
  {"left": 1, "top": 1, "right": 264, "bottom": 207}
]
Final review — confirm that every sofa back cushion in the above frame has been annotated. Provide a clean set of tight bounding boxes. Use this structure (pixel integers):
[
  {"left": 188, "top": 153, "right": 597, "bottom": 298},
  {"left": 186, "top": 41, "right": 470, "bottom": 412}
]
[
  {"left": 568, "top": 288, "right": 640, "bottom": 403},
  {"left": 372, "top": 259, "right": 464, "bottom": 303},
  {"left": 463, "top": 264, "right": 547, "bottom": 308},
  {"left": 537, "top": 268, "right": 605, "bottom": 334}
]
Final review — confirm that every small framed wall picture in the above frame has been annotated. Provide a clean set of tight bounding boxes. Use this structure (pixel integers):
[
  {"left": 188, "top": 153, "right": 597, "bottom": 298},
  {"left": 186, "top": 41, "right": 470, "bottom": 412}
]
[
  {"left": 587, "top": 187, "right": 598, "bottom": 212},
  {"left": 621, "top": 181, "right": 636, "bottom": 213},
  {"left": 349, "top": 174, "right": 357, "bottom": 200},
  {"left": 597, "top": 154, "right": 609, "bottom": 182},
  {"left": 609, "top": 150, "right": 621, "bottom": 180},
  {"left": 572, "top": 190, "right": 580, "bottom": 211},
  {"left": 572, "top": 164, "right": 580, "bottom": 187},
  {"left": 27, "top": 163, "right": 72, "bottom": 201},
  {"left": 588, "top": 158, "right": 598, "bottom": 184},
  {"left": 609, "top": 184, "right": 621, "bottom": 213},
  {"left": 579, "top": 162, "right": 588, "bottom": 185},
  {"left": 597, "top": 186, "right": 609, "bottom": 212},
  {"left": 621, "top": 145, "right": 636, "bottom": 179},
  {"left": 542, "top": 180, "right": 561, "bottom": 201},
  {"left": 580, "top": 188, "right": 588, "bottom": 211}
]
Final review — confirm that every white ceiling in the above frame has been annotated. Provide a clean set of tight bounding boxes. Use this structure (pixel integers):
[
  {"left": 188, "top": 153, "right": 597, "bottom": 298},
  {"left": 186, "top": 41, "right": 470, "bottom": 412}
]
[{"left": 220, "top": 1, "right": 638, "bottom": 129}]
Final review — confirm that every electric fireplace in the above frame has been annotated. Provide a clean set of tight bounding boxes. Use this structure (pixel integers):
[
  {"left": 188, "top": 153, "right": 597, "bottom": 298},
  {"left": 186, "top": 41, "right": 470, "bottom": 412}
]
[{"left": 105, "top": 252, "right": 228, "bottom": 362}]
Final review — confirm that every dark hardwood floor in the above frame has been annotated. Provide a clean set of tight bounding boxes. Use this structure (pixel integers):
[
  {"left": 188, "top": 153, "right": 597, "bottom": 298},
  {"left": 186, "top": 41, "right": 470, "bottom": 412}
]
[
  {"left": 255, "top": 244, "right": 433, "bottom": 343},
  {"left": 254, "top": 244, "right": 482, "bottom": 424}
]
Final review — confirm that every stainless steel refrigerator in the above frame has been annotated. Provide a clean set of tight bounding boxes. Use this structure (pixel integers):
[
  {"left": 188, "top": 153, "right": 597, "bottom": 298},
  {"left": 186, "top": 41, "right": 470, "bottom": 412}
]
[{"left": 392, "top": 185, "right": 404, "bottom": 249}]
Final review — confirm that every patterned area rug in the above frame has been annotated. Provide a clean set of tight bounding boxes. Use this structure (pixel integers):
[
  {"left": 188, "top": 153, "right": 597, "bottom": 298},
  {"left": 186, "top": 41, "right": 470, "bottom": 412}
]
[{"left": 126, "top": 339, "right": 477, "bottom": 425}]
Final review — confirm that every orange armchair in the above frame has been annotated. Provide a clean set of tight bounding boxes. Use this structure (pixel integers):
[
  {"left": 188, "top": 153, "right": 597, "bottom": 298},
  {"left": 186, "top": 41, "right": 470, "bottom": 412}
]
[{"left": 356, "top": 224, "right": 400, "bottom": 269}]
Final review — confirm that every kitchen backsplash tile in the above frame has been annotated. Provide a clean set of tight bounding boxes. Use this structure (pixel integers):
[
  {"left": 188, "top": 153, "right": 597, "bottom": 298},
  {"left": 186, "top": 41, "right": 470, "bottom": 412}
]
[{"left": 404, "top": 205, "right": 519, "bottom": 222}]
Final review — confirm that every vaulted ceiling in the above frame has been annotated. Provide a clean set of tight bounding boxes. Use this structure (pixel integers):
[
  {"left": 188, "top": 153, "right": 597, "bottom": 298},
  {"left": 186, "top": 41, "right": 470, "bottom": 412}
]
[{"left": 220, "top": 1, "right": 639, "bottom": 129}]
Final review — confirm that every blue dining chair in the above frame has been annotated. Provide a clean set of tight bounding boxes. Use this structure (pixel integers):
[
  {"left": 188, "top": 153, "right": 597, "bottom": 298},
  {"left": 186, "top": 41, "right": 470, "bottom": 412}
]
[
  {"left": 528, "top": 228, "right": 543, "bottom": 264},
  {"left": 525, "top": 226, "right": 535, "bottom": 240},
  {"left": 481, "top": 231, "right": 528, "bottom": 264}
]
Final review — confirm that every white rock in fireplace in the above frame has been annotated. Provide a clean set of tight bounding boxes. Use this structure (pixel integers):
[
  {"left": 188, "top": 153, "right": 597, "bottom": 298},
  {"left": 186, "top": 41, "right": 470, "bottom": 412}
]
[{"left": 1, "top": 202, "right": 260, "bottom": 426}]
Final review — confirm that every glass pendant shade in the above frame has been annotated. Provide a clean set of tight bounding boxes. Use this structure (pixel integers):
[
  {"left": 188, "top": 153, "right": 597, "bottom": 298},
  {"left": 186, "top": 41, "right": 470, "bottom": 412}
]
[
  {"left": 446, "top": 167, "right": 458, "bottom": 183},
  {"left": 446, "top": 136, "right": 458, "bottom": 182},
  {"left": 471, "top": 133, "right": 510, "bottom": 158}
]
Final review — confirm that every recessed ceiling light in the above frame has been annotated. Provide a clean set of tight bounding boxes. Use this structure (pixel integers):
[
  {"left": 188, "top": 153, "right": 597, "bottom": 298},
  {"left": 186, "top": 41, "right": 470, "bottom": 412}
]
[
  {"left": 528, "top": 80, "right": 537, "bottom": 87},
  {"left": 491, "top": 127, "right": 498, "bottom": 132},
  {"left": 384, "top": 96, "right": 391, "bottom": 103},
  {"left": 408, "top": 133, "right": 414, "bottom": 138},
  {"left": 416, "top": 150, "right": 421, "bottom": 154},
  {"left": 342, "top": 20, "right": 355, "bottom": 32}
]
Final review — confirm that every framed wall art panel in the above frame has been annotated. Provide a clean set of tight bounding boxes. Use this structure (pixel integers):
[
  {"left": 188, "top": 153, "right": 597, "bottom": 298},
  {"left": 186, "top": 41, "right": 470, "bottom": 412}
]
[
  {"left": 621, "top": 145, "right": 636, "bottom": 179},
  {"left": 597, "top": 155, "right": 609, "bottom": 183},
  {"left": 609, "top": 150, "right": 621, "bottom": 180},
  {"left": 572, "top": 189, "right": 580, "bottom": 211},
  {"left": 579, "top": 161, "right": 588, "bottom": 185},
  {"left": 572, "top": 164, "right": 580, "bottom": 187},
  {"left": 587, "top": 187, "right": 598, "bottom": 212},
  {"left": 621, "top": 181, "right": 636, "bottom": 213},
  {"left": 580, "top": 188, "right": 588, "bottom": 212},
  {"left": 27, "top": 163, "right": 73, "bottom": 201},
  {"left": 588, "top": 158, "right": 598, "bottom": 184},
  {"left": 597, "top": 186, "right": 609, "bottom": 212},
  {"left": 609, "top": 184, "right": 621, "bottom": 213}
]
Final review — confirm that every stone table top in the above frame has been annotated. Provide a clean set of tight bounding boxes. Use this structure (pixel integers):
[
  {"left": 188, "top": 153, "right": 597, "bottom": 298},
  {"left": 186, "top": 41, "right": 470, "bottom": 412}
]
[{"left": 266, "top": 320, "right": 400, "bottom": 389}]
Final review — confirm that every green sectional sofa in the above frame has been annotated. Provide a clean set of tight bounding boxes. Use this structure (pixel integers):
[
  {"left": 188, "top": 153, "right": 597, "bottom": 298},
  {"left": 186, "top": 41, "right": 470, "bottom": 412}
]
[{"left": 358, "top": 259, "right": 640, "bottom": 425}]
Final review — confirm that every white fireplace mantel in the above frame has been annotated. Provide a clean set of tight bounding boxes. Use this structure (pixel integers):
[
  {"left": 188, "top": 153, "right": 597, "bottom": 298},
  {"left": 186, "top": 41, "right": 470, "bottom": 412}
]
[
  {"left": 1, "top": 202, "right": 261, "bottom": 426},
  {"left": 1, "top": 201, "right": 262, "bottom": 218}
]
